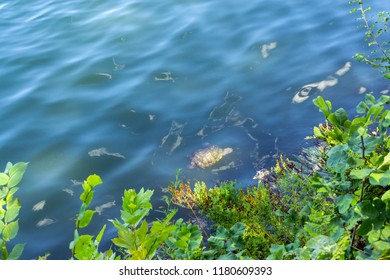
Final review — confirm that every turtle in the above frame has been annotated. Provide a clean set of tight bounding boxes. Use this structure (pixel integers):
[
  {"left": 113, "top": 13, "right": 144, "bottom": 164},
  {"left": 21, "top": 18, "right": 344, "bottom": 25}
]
[{"left": 189, "top": 145, "right": 233, "bottom": 169}]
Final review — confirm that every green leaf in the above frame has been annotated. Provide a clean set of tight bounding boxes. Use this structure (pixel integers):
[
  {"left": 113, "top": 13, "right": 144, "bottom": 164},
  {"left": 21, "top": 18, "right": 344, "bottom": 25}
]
[
  {"left": 5, "top": 197, "right": 21, "bottom": 223},
  {"left": 384, "top": 73, "right": 390, "bottom": 80},
  {"left": 2, "top": 220, "right": 19, "bottom": 241},
  {"left": 313, "top": 126, "right": 324, "bottom": 138},
  {"left": 7, "top": 172, "right": 23, "bottom": 189},
  {"left": 313, "top": 96, "right": 332, "bottom": 117},
  {"left": 0, "top": 173, "right": 9, "bottom": 186},
  {"left": 306, "top": 235, "right": 336, "bottom": 259},
  {"left": 0, "top": 188, "right": 7, "bottom": 200},
  {"left": 7, "top": 162, "right": 28, "bottom": 189},
  {"left": 86, "top": 174, "right": 103, "bottom": 188},
  {"left": 372, "top": 240, "right": 390, "bottom": 251},
  {"left": 9, "top": 162, "right": 28, "bottom": 178},
  {"left": 80, "top": 189, "right": 94, "bottom": 206},
  {"left": 359, "top": 201, "right": 378, "bottom": 219},
  {"left": 74, "top": 235, "right": 96, "bottom": 260},
  {"left": 326, "top": 144, "right": 350, "bottom": 173},
  {"left": 378, "top": 153, "right": 390, "bottom": 170},
  {"left": 356, "top": 101, "right": 369, "bottom": 114},
  {"left": 334, "top": 108, "right": 349, "bottom": 126},
  {"left": 382, "top": 190, "right": 390, "bottom": 202},
  {"left": 7, "top": 244, "right": 25, "bottom": 260},
  {"left": 365, "top": 94, "right": 376, "bottom": 105},
  {"left": 369, "top": 171, "right": 390, "bottom": 186},
  {"left": 350, "top": 168, "right": 372, "bottom": 179},
  {"left": 230, "top": 222, "right": 246, "bottom": 237},
  {"left": 78, "top": 210, "right": 95, "bottom": 229},
  {"left": 335, "top": 194, "right": 354, "bottom": 215},
  {"left": 267, "top": 244, "right": 286, "bottom": 260},
  {"left": 358, "top": 220, "right": 373, "bottom": 236},
  {"left": 95, "top": 224, "right": 106, "bottom": 244}
]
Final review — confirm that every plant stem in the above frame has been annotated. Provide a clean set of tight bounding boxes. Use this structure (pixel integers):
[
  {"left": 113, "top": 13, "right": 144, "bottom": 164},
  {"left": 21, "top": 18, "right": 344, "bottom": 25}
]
[
  {"left": 349, "top": 136, "right": 367, "bottom": 256},
  {"left": 358, "top": 3, "right": 390, "bottom": 62}
]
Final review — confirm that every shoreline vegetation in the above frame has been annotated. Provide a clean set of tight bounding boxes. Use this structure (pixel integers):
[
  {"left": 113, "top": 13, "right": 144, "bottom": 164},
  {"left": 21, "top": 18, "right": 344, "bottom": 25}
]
[{"left": 1, "top": 1, "right": 389, "bottom": 260}]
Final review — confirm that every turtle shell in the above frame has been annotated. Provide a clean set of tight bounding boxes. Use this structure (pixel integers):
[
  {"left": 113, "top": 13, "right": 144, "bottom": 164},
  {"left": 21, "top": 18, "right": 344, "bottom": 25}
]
[{"left": 189, "top": 145, "right": 232, "bottom": 169}]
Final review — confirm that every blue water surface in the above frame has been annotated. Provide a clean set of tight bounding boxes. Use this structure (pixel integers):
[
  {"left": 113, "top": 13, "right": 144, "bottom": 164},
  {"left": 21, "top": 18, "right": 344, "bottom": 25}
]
[{"left": 1, "top": 0, "right": 389, "bottom": 259}]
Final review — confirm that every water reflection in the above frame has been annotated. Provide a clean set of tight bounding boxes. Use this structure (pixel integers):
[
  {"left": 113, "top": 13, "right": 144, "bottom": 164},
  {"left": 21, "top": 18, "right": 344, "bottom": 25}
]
[{"left": 292, "top": 61, "right": 351, "bottom": 103}]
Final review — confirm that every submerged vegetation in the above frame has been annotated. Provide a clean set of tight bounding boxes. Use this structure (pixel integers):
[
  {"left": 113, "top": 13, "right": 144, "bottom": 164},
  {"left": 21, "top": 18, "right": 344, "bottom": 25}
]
[{"left": 1, "top": 1, "right": 389, "bottom": 260}]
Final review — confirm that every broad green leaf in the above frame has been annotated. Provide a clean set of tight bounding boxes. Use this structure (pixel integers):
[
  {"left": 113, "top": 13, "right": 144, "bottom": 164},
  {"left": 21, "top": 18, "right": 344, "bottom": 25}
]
[
  {"left": 356, "top": 101, "right": 369, "bottom": 114},
  {"left": 7, "top": 244, "right": 25, "bottom": 260},
  {"left": 358, "top": 219, "right": 373, "bottom": 236},
  {"left": 378, "top": 153, "right": 390, "bottom": 170},
  {"left": 80, "top": 190, "right": 94, "bottom": 206},
  {"left": 230, "top": 222, "right": 246, "bottom": 237},
  {"left": 0, "top": 188, "right": 7, "bottom": 200},
  {"left": 306, "top": 235, "right": 336, "bottom": 259},
  {"left": 377, "top": 95, "right": 390, "bottom": 105},
  {"left": 369, "top": 171, "right": 390, "bottom": 186},
  {"left": 335, "top": 194, "right": 354, "bottom": 215},
  {"left": 350, "top": 168, "right": 372, "bottom": 180},
  {"left": 313, "top": 126, "right": 324, "bottom": 138},
  {"left": 384, "top": 73, "right": 390, "bottom": 80},
  {"left": 382, "top": 111, "right": 390, "bottom": 127},
  {"left": 9, "top": 162, "right": 28, "bottom": 178},
  {"left": 81, "top": 181, "right": 92, "bottom": 194},
  {"left": 372, "top": 240, "right": 390, "bottom": 251},
  {"left": 74, "top": 235, "right": 96, "bottom": 260},
  {"left": 326, "top": 144, "right": 350, "bottom": 173},
  {"left": 7, "top": 172, "right": 23, "bottom": 189},
  {"left": 267, "top": 244, "right": 286, "bottom": 260},
  {"left": 365, "top": 94, "right": 376, "bottom": 105},
  {"left": 0, "top": 173, "right": 9, "bottom": 186},
  {"left": 2, "top": 220, "right": 19, "bottom": 241},
  {"left": 382, "top": 190, "right": 390, "bottom": 202},
  {"left": 359, "top": 201, "right": 378, "bottom": 219},
  {"left": 334, "top": 108, "right": 349, "bottom": 126},
  {"left": 86, "top": 174, "right": 102, "bottom": 188},
  {"left": 78, "top": 210, "right": 95, "bottom": 229},
  {"left": 0, "top": 220, "right": 4, "bottom": 232},
  {"left": 313, "top": 96, "right": 332, "bottom": 117},
  {"left": 5, "top": 197, "right": 21, "bottom": 223}
]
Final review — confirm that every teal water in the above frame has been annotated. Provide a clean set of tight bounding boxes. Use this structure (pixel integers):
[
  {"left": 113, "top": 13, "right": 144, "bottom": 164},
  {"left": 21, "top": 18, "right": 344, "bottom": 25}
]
[{"left": 1, "top": 0, "right": 389, "bottom": 259}]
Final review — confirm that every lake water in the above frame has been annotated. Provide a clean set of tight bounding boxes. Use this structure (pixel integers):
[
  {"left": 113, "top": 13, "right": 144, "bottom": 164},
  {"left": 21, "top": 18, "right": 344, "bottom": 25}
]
[{"left": 1, "top": 0, "right": 389, "bottom": 259}]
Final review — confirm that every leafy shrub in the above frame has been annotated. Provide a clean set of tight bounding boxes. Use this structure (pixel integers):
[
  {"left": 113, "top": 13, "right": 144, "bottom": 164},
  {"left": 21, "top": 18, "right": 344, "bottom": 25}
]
[
  {"left": 0, "top": 162, "right": 28, "bottom": 260},
  {"left": 350, "top": 0, "right": 390, "bottom": 79},
  {"left": 267, "top": 93, "right": 390, "bottom": 260}
]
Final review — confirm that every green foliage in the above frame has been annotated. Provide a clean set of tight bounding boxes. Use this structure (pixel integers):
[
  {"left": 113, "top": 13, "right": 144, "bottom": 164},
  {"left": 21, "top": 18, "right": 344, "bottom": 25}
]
[
  {"left": 202, "top": 222, "right": 250, "bottom": 260},
  {"left": 69, "top": 174, "right": 115, "bottom": 260},
  {"left": 164, "top": 218, "right": 203, "bottom": 259},
  {"left": 267, "top": 93, "right": 390, "bottom": 260},
  {"left": 350, "top": 0, "right": 390, "bottom": 79},
  {"left": 0, "top": 162, "right": 28, "bottom": 260}
]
